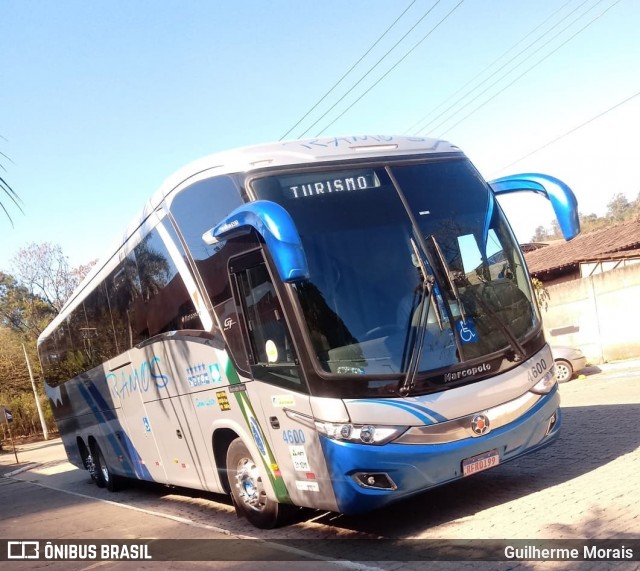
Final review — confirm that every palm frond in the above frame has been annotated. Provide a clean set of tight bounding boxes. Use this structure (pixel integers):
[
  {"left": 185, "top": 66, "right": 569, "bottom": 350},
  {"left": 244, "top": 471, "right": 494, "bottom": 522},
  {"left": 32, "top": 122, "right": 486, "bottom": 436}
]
[{"left": 0, "top": 175, "right": 24, "bottom": 208}]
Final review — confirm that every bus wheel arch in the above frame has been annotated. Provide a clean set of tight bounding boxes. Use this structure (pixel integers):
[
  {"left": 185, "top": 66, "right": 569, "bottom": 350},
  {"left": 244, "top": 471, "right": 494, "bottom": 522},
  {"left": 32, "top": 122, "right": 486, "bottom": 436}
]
[{"left": 212, "top": 428, "right": 238, "bottom": 494}]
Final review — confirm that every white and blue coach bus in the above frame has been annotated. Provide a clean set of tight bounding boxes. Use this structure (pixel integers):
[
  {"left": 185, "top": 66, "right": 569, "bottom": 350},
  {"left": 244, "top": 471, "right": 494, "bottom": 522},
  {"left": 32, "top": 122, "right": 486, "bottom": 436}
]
[{"left": 38, "top": 135, "right": 579, "bottom": 528}]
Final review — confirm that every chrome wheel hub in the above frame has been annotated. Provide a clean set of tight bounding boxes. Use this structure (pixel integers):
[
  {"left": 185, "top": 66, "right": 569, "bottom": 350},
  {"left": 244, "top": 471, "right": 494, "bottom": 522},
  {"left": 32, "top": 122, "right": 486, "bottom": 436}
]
[{"left": 234, "top": 457, "right": 266, "bottom": 512}]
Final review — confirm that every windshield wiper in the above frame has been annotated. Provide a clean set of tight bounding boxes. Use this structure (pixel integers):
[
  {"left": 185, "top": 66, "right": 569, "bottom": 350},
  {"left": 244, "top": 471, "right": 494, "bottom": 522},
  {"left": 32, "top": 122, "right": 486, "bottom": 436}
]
[
  {"left": 426, "top": 234, "right": 526, "bottom": 362},
  {"left": 428, "top": 235, "right": 468, "bottom": 324},
  {"left": 398, "top": 239, "right": 437, "bottom": 396}
]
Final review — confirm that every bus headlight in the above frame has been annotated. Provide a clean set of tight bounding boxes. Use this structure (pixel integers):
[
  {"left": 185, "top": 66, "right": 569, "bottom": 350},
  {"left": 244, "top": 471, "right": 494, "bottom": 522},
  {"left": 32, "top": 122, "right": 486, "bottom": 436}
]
[
  {"left": 530, "top": 368, "right": 557, "bottom": 395},
  {"left": 315, "top": 421, "right": 408, "bottom": 445}
]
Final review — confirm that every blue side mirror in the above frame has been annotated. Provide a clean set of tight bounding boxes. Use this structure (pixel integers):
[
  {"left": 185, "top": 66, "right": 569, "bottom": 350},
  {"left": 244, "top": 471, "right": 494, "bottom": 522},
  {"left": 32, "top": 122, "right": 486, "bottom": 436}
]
[
  {"left": 488, "top": 173, "right": 580, "bottom": 241},
  {"left": 203, "top": 200, "right": 309, "bottom": 283}
]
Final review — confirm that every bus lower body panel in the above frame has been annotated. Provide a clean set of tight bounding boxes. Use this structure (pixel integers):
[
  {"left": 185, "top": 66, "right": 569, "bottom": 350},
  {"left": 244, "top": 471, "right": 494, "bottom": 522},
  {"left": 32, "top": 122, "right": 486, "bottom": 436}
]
[{"left": 319, "top": 386, "right": 561, "bottom": 514}]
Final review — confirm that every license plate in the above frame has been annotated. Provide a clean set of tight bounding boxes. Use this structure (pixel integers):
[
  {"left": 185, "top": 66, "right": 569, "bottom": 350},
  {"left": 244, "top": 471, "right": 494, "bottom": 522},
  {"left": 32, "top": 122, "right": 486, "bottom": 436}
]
[{"left": 462, "top": 449, "right": 500, "bottom": 476}]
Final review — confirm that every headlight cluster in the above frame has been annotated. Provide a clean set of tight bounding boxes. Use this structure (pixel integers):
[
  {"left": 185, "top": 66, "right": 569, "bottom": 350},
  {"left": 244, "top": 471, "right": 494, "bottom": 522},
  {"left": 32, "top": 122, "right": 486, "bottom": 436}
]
[
  {"left": 530, "top": 368, "right": 557, "bottom": 394},
  {"left": 314, "top": 421, "right": 408, "bottom": 445}
]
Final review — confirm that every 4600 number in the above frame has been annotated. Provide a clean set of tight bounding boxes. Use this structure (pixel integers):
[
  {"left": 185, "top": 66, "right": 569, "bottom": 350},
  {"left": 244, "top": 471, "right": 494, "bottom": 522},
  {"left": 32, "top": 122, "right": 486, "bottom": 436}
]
[
  {"left": 283, "top": 429, "right": 305, "bottom": 445},
  {"left": 528, "top": 358, "right": 548, "bottom": 381}
]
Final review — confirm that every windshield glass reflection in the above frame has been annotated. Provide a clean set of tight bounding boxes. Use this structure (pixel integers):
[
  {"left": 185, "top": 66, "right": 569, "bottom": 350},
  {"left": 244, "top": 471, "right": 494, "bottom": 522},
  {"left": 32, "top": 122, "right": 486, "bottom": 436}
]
[{"left": 252, "top": 159, "right": 538, "bottom": 377}]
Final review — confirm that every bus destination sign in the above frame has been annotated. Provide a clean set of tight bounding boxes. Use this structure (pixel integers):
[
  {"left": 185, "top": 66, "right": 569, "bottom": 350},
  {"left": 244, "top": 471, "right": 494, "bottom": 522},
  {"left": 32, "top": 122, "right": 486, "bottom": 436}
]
[{"left": 281, "top": 170, "right": 380, "bottom": 199}]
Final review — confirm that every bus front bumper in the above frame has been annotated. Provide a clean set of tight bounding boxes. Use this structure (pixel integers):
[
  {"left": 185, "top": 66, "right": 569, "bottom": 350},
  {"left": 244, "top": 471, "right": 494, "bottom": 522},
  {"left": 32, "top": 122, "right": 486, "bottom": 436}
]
[{"left": 319, "top": 386, "right": 561, "bottom": 514}]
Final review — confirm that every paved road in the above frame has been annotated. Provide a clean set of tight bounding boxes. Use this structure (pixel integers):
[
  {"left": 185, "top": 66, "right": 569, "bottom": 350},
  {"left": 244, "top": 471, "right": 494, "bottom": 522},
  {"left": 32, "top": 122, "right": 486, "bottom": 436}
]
[{"left": 1, "top": 360, "right": 639, "bottom": 570}]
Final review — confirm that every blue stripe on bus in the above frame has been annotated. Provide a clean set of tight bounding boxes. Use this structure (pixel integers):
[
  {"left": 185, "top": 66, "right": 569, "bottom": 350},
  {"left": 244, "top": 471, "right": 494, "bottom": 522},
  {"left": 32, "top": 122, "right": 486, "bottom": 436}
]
[
  {"left": 350, "top": 399, "right": 448, "bottom": 424},
  {"left": 77, "top": 382, "right": 153, "bottom": 481}
]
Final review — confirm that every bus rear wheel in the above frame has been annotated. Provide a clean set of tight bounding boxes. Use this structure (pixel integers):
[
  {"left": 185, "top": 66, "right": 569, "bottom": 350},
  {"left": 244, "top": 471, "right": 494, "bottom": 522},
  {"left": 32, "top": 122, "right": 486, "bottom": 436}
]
[
  {"left": 226, "top": 438, "right": 286, "bottom": 529},
  {"left": 85, "top": 451, "right": 101, "bottom": 486},
  {"left": 94, "top": 445, "right": 124, "bottom": 492}
]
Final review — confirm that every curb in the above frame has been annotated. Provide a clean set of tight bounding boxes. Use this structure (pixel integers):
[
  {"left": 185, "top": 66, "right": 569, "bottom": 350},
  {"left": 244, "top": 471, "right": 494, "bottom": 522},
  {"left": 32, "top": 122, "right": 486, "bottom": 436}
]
[{"left": 1, "top": 462, "right": 40, "bottom": 477}]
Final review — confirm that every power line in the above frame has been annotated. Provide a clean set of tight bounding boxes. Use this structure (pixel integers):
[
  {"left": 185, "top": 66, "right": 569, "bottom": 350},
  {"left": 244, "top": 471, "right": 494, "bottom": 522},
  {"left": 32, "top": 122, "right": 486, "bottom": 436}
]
[
  {"left": 427, "top": 0, "right": 607, "bottom": 136},
  {"left": 436, "top": 0, "right": 622, "bottom": 137},
  {"left": 493, "top": 89, "right": 640, "bottom": 174},
  {"left": 278, "top": 0, "right": 420, "bottom": 141},
  {"left": 404, "top": 0, "right": 575, "bottom": 135},
  {"left": 297, "top": 0, "right": 446, "bottom": 140},
  {"left": 315, "top": 0, "right": 466, "bottom": 137}
]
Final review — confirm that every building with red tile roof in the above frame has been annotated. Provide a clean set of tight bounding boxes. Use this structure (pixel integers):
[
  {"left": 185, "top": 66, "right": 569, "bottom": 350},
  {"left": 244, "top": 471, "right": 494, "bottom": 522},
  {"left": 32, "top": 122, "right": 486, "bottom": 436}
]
[{"left": 523, "top": 218, "right": 640, "bottom": 285}]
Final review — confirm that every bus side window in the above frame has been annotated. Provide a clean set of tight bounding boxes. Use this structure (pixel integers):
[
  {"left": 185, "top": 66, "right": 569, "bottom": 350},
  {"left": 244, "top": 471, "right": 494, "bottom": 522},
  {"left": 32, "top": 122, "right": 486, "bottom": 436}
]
[
  {"left": 168, "top": 176, "right": 244, "bottom": 264},
  {"left": 83, "top": 283, "right": 117, "bottom": 367},
  {"left": 231, "top": 256, "right": 304, "bottom": 390},
  {"left": 105, "top": 252, "right": 145, "bottom": 350},
  {"left": 235, "top": 264, "right": 292, "bottom": 365},
  {"left": 133, "top": 225, "right": 202, "bottom": 338}
]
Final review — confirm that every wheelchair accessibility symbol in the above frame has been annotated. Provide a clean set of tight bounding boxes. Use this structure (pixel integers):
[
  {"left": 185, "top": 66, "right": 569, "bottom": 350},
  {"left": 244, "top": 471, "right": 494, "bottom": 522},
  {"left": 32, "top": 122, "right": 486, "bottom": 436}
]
[{"left": 456, "top": 318, "right": 478, "bottom": 344}]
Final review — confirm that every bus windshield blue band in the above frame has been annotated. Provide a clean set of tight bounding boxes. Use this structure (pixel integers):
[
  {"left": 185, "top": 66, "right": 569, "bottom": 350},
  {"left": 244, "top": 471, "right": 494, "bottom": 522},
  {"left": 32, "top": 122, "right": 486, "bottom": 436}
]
[{"left": 207, "top": 200, "right": 310, "bottom": 283}]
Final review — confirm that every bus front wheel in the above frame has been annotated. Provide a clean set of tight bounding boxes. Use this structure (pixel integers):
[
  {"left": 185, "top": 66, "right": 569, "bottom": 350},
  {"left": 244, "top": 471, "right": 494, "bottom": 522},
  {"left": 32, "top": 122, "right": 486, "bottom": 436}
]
[{"left": 226, "top": 437, "right": 284, "bottom": 529}]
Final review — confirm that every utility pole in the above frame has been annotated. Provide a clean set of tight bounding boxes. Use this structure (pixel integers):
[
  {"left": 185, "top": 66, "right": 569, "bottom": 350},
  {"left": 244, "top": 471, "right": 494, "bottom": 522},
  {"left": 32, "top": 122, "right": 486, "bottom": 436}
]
[{"left": 22, "top": 343, "right": 49, "bottom": 440}]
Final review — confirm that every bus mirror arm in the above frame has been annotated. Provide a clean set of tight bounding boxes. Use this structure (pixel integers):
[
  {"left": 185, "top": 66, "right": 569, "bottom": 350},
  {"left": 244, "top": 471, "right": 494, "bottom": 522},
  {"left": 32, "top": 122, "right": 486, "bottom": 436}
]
[
  {"left": 488, "top": 173, "right": 580, "bottom": 241},
  {"left": 202, "top": 200, "right": 310, "bottom": 283}
]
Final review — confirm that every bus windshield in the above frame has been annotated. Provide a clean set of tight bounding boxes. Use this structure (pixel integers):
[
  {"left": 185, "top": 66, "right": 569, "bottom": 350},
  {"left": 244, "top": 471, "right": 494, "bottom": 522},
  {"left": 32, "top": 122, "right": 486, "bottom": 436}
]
[{"left": 252, "top": 158, "right": 539, "bottom": 378}]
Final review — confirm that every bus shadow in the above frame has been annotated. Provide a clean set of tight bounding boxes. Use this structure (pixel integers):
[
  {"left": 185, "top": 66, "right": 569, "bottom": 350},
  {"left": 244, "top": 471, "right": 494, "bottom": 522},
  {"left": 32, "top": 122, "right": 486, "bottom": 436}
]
[{"left": 304, "top": 403, "right": 640, "bottom": 536}]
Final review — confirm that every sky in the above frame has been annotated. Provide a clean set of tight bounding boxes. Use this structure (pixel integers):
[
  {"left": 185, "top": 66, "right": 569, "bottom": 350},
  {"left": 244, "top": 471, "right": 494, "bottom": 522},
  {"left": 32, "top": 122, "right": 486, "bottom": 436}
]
[{"left": 1, "top": 0, "right": 639, "bottom": 273}]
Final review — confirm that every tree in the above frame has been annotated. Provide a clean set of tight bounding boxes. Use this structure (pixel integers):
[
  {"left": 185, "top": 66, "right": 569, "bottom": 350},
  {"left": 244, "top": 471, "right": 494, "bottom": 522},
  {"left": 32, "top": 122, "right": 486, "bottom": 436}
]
[
  {"left": 532, "top": 225, "right": 549, "bottom": 242},
  {"left": 532, "top": 278, "right": 550, "bottom": 313},
  {"left": 606, "top": 193, "right": 631, "bottom": 222},
  {"left": 529, "top": 191, "right": 640, "bottom": 241},
  {"left": 10, "top": 242, "right": 95, "bottom": 312},
  {"left": 629, "top": 191, "right": 640, "bottom": 219},
  {"left": 0, "top": 242, "right": 94, "bottom": 441},
  {"left": 0, "top": 271, "right": 54, "bottom": 339},
  {"left": 0, "top": 326, "right": 31, "bottom": 394}
]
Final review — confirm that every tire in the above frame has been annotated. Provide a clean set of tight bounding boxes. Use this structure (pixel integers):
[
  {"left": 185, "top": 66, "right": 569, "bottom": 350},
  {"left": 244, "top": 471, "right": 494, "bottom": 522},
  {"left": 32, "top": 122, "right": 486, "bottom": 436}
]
[
  {"left": 84, "top": 451, "right": 101, "bottom": 486},
  {"left": 554, "top": 359, "right": 573, "bottom": 383},
  {"left": 94, "top": 445, "right": 124, "bottom": 492},
  {"left": 226, "top": 437, "right": 288, "bottom": 529}
]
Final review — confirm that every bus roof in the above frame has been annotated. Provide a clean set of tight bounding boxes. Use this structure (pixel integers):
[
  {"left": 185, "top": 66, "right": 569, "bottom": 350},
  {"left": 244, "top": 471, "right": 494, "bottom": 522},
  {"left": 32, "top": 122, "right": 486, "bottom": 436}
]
[
  {"left": 38, "top": 135, "right": 462, "bottom": 345},
  {"left": 153, "top": 135, "right": 460, "bottom": 207}
]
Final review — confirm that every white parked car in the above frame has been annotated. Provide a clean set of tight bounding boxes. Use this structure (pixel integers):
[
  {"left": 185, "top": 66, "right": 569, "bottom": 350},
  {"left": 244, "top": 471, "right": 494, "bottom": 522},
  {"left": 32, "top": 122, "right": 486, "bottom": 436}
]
[{"left": 551, "top": 346, "right": 588, "bottom": 383}]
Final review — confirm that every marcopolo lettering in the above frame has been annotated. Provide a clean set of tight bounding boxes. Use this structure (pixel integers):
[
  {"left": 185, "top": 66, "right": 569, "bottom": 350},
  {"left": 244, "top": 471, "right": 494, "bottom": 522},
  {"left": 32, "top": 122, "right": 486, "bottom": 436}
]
[{"left": 444, "top": 363, "right": 492, "bottom": 383}]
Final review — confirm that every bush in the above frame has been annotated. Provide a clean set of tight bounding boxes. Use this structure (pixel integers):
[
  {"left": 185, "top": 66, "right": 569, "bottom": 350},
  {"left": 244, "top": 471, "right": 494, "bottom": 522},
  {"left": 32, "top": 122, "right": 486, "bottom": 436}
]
[{"left": 0, "top": 392, "right": 57, "bottom": 443}]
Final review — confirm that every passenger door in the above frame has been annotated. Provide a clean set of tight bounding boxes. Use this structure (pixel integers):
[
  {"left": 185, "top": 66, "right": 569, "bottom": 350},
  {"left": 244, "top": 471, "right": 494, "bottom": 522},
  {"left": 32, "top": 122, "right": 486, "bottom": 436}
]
[{"left": 229, "top": 250, "right": 338, "bottom": 511}]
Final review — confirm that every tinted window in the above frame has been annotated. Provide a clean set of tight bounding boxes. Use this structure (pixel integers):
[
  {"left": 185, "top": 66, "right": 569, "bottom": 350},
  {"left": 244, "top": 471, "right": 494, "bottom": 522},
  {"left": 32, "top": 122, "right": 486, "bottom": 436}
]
[
  {"left": 41, "top": 224, "right": 202, "bottom": 385},
  {"left": 105, "top": 252, "right": 145, "bottom": 350},
  {"left": 170, "top": 176, "right": 244, "bottom": 262},
  {"left": 233, "top": 256, "right": 303, "bottom": 390},
  {"left": 83, "top": 283, "right": 118, "bottom": 368},
  {"left": 134, "top": 225, "right": 201, "bottom": 337},
  {"left": 40, "top": 335, "right": 64, "bottom": 387},
  {"left": 42, "top": 301, "right": 97, "bottom": 386},
  {"left": 62, "top": 305, "right": 90, "bottom": 380}
]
